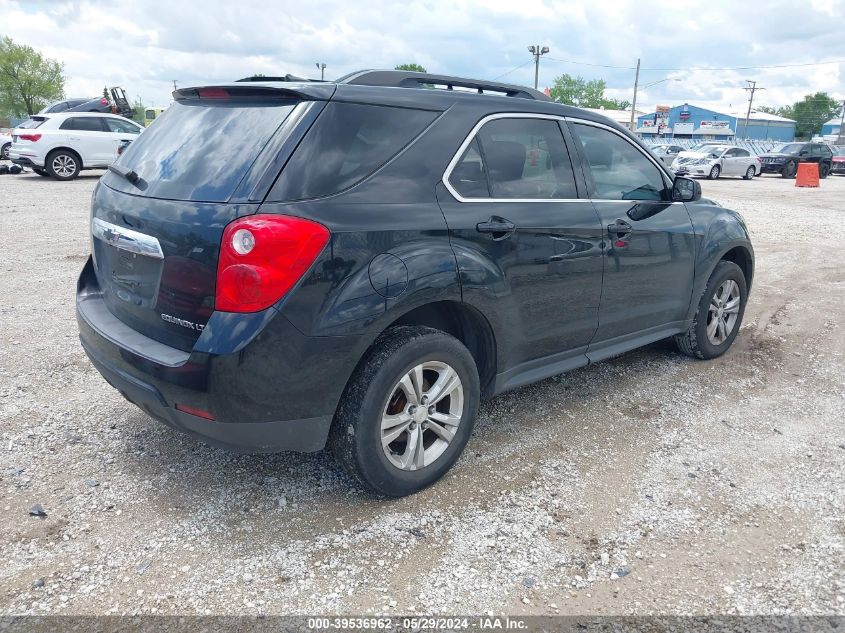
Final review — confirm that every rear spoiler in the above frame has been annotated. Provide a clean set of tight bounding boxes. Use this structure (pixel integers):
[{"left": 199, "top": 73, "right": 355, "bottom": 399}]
[{"left": 173, "top": 83, "right": 336, "bottom": 102}]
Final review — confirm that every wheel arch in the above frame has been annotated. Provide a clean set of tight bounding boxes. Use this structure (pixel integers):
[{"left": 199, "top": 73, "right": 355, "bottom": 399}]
[
  {"left": 718, "top": 245, "right": 754, "bottom": 292},
  {"left": 385, "top": 300, "right": 498, "bottom": 398},
  {"left": 46, "top": 146, "right": 84, "bottom": 170}
]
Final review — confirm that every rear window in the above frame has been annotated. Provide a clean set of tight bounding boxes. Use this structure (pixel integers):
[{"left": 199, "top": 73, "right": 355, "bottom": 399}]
[
  {"left": 104, "top": 98, "right": 298, "bottom": 202},
  {"left": 19, "top": 117, "right": 47, "bottom": 129},
  {"left": 270, "top": 102, "right": 437, "bottom": 201}
]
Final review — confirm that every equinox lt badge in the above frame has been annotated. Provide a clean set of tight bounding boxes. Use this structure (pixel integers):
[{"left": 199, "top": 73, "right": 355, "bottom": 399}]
[{"left": 161, "top": 313, "right": 204, "bottom": 331}]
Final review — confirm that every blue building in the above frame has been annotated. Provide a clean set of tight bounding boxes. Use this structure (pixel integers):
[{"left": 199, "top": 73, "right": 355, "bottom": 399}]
[
  {"left": 636, "top": 103, "right": 796, "bottom": 141},
  {"left": 820, "top": 116, "right": 842, "bottom": 138}
]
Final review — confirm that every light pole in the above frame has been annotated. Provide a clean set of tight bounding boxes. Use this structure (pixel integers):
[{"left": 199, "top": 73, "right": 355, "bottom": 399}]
[
  {"left": 527, "top": 45, "right": 549, "bottom": 90},
  {"left": 315, "top": 63, "right": 326, "bottom": 81}
]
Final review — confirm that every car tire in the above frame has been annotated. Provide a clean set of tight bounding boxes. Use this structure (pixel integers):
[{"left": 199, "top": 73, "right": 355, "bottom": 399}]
[
  {"left": 674, "top": 261, "right": 747, "bottom": 360},
  {"left": 819, "top": 163, "right": 829, "bottom": 179},
  {"left": 46, "top": 150, "right": 81, "bottom": 180},
  {"left": 329, "top": 325, "right": 480, "bottom": 497},
  {"left": 708, "top": 164, "right": 721, "bottom": 180},
  {"left": 781, "top": 161, "right": 797, "bottom": 178},
  {"left": 1, "top": 143, "right": 9, "bottom": 160},
  {"left": 743, "top": 165, "right": 755, "bottom": 180}
]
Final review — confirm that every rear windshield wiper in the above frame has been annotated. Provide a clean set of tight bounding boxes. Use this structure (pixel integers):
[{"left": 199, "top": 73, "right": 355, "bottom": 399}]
[{"left": 108, "top": 163, "right": 140, "bottom": 185}]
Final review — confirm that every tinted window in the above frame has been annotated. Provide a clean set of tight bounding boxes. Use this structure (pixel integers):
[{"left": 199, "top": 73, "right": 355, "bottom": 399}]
[
  {"left": 273, "top": 102, "right": 437, "bottom": 201},
  {"left": 60, "top": 117, "right": 105, "bottom": 132},
  {"left": 572, "top": 123, "right": 666, "bottom": 201},
  {"left": 51, "top": 102, "right": 70, "bottom": 113},
  {"left": 104, "top": 118, "right": 141, "bottom": 134},
  {"left": 449, "top": 138, "right": 489, "bottom": 198},
  {"left": 145, "top": 109, "right": 156, "bottom": 119},
  {"left": 735, "top": 149, "right": 750, "bottom": 157},
  {"left": 105, "top": 99, "right": 298, "bottom": 202},
  {"left": 18, "top": 117, "right": 47, "bottom": 129},
  {"left": 473, "top": 118, "right": 577, "bottom": 199}
]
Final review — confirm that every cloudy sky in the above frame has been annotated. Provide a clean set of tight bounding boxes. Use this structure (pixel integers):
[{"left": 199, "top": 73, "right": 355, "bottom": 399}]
[{"left": 4, "top": 0, "right": 844, "bottom": 114}]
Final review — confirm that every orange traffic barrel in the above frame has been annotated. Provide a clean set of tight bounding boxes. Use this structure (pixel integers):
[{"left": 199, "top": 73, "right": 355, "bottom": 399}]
[{"left": 795, "top": 163, "right": 819, "bottom": 187}]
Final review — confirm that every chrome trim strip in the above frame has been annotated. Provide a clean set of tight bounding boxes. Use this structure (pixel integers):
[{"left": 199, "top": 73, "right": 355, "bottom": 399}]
[
  {"left": 441, "top": 112, "right": 673, "bottom": 203},
  {"left": 92, "top": 217, "right": 164, "bottom": 259}
]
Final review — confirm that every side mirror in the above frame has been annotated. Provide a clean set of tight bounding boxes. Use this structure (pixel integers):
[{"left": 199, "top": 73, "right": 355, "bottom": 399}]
[{"left": 672, "top": 176, "right": 701, "bottom": 202}]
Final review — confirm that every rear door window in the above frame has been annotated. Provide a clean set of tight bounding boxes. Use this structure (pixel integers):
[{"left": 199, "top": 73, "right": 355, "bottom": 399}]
[
  {"left": 60, "top": 117, "right": 106, "bottom": 132},
  {"left": 475, "top": 118, "right": 577, "bottom": 199},
  {"left": 103, "top": 98, "right": 299, "bottom": 202},
  {"left": 449, "top": 138, "right": 489, "bottom": 198},
  {"left": 271, "top": 102, "right": 437, "bottom": 201}
]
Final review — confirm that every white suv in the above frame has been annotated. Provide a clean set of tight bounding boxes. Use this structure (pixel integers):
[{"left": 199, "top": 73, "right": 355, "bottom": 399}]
[{"left": 10, "top": 112, "right": 143, "bottom": 180}]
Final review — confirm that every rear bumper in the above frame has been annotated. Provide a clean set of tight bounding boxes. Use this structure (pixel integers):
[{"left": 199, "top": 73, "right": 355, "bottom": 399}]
[
  {"left": 76, "top": 256, "right": 359, "bottom": 453},
  {"left": 79, "top": 338, "right": 332, "bottom": 452},
  {"left": 11, "top": 156, "right": 40, "bottom": 168}
]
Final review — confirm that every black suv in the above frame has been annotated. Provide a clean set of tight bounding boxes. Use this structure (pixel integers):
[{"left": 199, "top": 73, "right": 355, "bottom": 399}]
[
  {"left": 758, "top": 141, "right": 833, "bottom": 178},
  {"left": 77, "top": 70, "right": 754, "bottom": 496}
]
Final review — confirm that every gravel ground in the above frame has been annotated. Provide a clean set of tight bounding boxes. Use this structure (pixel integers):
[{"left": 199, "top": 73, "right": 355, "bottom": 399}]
[{"left": 0, "top": 167, "right": 843, "bottom": 617}]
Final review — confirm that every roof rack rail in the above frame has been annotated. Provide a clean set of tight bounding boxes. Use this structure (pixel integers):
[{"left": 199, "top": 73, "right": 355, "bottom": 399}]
[{"left": 337, "top": 69, "right": 550, "bottom": 101}]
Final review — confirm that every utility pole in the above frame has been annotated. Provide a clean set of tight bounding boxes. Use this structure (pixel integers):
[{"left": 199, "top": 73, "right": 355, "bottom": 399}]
[
  {"left": 315, "top": 63, "right": 326, "bottom": 81},
  {"left": 741, "top": 80, "right": 765, "bottom": 139},
  {"left": 172, "top": 80, "right": 178, "bottom": 91},
  {"left": 629, "top": 58, "right": 641, "bottom": 132},
  {"left": 527, "top": 45, "right": 549, "bottom": 90},
  {"left": 838, "top": 99, "right": 845, "bottom": 144}
]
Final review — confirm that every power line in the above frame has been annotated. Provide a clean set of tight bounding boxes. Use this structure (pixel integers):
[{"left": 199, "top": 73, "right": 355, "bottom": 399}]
[
  {"left": 491, "top": 59, "right": 533, "bottom": 81},
  {"left": 544, "top": 57, "right": 845, "bottom": 72}
]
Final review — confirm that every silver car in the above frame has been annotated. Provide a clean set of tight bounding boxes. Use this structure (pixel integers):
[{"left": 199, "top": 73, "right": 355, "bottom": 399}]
[
  {"left": 672, "top": 145, "right": 761, "bottom": 180},
  {"left": 650, "top": 143, "right": 684, "bottom": 166}
]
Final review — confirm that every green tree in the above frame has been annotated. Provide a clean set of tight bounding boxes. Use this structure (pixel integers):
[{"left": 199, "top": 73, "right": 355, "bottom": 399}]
[
  {"left": 549, "top": 73, "right": 629, "bottom": 109},
  {"left": 395, "top": 63, "right": 427, "bottom": 73},
  {"left": 787, "top": 92, "right": 841, "bottom": 138},
  {"left": 103, "top": 85, "right": 109, "bottom": 100},
  {"left": 0, "top": 36, "right": 64, "bottom": 116},
  {"left": 130, "top": 98, "right": 146, "bottom": 125}
]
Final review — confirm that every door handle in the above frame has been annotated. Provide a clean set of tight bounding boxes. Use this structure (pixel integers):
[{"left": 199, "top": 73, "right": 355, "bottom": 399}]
[
  {"left": 607, "top": 219, "right": 632, "bottom": 237},
  {"left": 476, "top": 217, "right": 516, "bottom": 239}
]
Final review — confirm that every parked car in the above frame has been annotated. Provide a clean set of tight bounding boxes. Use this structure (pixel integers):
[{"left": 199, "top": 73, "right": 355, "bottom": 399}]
[
  {"left": 649, "top": 143, "right": 684, "bottom": 166},
  {"left": 10, "top": 112, "right": 143, "bottom": 180},
  {"left": 76, "top": 70, "right": 754, "bottom": 496},
  {"left": 39, "top": 88, "right": 133, "bottom": 119},
  {"left": 671, "top": 144, "right": 760, "bottom": 180},
  {"left": 758, "top": 142, "right": 833, "bottom": 178},
  {"left": 0, "top": 130, "right": 10, "bottom": 160},
  {"left": 831, "top": 147, "right": 845, "bottom": 175},
  {"left": 39, "top": 97, "right": 100, "bottom": 114}
]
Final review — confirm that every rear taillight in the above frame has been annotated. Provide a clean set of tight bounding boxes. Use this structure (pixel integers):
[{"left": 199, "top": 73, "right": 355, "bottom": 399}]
[
  {"left": 215, "top": 215, "right": 330, "bottom": 313},
  {"left": 19, "top": 133, "right": 41, "bottom": 142}
]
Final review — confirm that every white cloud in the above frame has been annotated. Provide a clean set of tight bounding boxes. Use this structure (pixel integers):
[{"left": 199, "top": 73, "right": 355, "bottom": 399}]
[{"left": 3, "top": 0, "right": 843, "bottom": 111}]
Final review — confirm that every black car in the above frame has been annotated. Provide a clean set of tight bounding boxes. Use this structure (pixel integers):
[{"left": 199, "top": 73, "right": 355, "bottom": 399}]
[
  {"left": 758, "top": 141, "right": 833, "bottom": 178},
  {"left": 76, "top": 70, "right": 754, "bottom": 496},
  {"left": 40, "top": 87, "right": 133, "bottom": 118}
]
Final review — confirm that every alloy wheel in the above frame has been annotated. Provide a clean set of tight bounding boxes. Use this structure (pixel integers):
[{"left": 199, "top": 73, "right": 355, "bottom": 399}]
[
  {"left": 710, "top": 165, "right": 720, "bottom": 179},
  {"left": 52, "top": 154, "right": 76, "bottom": 178},
  {"left": 706, "top": 279, "right": 741, "bottom": 346},
  {"left": 380, "top": 361, "right": 463, "bottom": 471}
]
